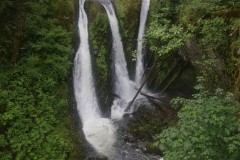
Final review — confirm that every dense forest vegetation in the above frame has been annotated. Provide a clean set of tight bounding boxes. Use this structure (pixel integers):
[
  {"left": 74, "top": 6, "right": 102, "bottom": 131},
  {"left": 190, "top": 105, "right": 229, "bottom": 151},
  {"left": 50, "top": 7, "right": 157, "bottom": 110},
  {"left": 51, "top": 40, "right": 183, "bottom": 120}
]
[
  {"left": 0, "top": 0, "right": 85, "bottom": 159},
  {"left": 1, "top": 0, "right": 240, "bottom": 159},
  {"left": 147, "top": 0, "right": 240, "bottom": 159}
]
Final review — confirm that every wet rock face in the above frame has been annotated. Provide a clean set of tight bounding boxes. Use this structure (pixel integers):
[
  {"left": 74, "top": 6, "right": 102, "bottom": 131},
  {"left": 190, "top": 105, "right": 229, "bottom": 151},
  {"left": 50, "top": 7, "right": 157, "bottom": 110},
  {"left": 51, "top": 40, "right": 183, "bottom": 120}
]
[
  {"left": 96, "top": 155, "right": 108, "bottom": 160},
  {"left": 122, "top": 135, "right": 162, "bottom": 155},
  {"left": 127, "top": 108, "right": 162, "bottom": 140},
  {"left": 123, "top": 134, "right": 136, "bottom": 143},
  {"left": 127, "top": 105, "right": 178, "bottom": 140},
  {"left": 121, "top": 105, "right": 177, "bottom": 158},
  {"left": 87, "top": 154, "right": 108, "bottom": 160},
  {"left": 113, "top": 126, "right": 162, "bottom": 160}
]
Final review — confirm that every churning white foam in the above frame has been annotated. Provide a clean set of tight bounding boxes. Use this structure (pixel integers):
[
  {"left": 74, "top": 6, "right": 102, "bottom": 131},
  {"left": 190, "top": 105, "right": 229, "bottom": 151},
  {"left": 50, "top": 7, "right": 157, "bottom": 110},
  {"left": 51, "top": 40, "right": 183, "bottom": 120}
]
[
  {"left": 83, "top": 118, "right": 116, "bottom": 156},
  {"left": 74, "top": 0, "right": 116, "bottom": 156}
]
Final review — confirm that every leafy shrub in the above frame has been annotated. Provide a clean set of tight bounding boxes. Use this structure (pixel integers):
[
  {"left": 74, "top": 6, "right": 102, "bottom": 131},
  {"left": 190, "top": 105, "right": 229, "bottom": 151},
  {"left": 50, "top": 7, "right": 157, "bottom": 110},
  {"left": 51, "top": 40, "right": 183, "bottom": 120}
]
[
  {"left": 155, "top": 84, "right": 240, "bottom": 160},
  {"left": 147, "top": 16, "right": 192, "bottom": 57}
]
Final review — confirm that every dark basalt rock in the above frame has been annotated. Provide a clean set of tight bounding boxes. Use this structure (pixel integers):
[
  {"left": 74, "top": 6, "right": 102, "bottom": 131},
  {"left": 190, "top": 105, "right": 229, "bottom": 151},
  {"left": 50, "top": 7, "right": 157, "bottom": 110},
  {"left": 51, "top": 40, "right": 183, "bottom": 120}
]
[
  {"left": 96, "top": 155, "right": 108, "bottom": 160},
  {"left": 87, "top": 154, "right": 108, "bottom": 160}
]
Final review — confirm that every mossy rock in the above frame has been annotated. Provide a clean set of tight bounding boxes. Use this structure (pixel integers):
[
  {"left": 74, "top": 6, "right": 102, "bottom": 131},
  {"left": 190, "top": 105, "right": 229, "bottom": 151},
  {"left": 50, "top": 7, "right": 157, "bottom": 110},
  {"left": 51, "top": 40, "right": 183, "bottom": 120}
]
[{"left": 146, "top": 143, "right": 162, "bottom": 155}]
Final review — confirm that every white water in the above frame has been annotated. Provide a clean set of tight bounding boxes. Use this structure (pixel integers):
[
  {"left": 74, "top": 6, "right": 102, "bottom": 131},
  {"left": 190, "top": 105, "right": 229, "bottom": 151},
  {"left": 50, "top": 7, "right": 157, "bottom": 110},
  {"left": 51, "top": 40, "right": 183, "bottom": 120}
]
[
  {"left": 135, "top": 0, "right": 151, "bottom": 86},
  {"left": 100, "top": 1, "right": 138, "bottom": 120},
  {"left": 101, "top": 1, "right": 135, "bottom": 101},
  {"left": 73, "top": 0, "right": 116, "bottom": 156},
  {"left": 74, "top": 0, "right": 163, "bottom": 159}
]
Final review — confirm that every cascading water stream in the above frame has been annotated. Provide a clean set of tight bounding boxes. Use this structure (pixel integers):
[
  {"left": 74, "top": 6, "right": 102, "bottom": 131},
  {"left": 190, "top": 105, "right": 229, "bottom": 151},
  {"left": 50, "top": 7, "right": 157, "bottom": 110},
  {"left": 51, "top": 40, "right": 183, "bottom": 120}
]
[
  {"left": 100, "top": 0, "right": 139, "bottom": 120},
  {"left": 101, "top": 1, "right": 134, "bottom": 101},
  {"left": 73, "top": 0, "right": 116, "bottom": 157},
  {"left": 135, "top": 0, "right": 151, "bottom": 87},
  {"left": 73, "top": 0, "right": 163, "bottom": 159}
]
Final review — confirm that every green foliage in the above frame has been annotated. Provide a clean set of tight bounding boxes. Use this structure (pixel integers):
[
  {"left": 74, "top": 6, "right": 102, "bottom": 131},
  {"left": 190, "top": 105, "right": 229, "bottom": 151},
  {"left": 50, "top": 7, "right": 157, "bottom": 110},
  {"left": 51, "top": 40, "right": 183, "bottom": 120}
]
[
  {"left": 0, "top": 0, "right": 85, "bottom": 159},
  {"left": 0, "top": 0, "right": 12, "bottom": 13},
  {"left": 147, "top": 16, "right": 192, "bottom": 57},
  {"left": 89, "top": 13, "right": 109, "bottom": 82},
  {"left": 114, "top": 0, "right": 141, "bottom": 63},
  {"left": 0, "top": 0, "right": 16, "bottom": 64},
  {"left": 194, "top": 57, "right": 233, "bottom": 91},
  {"left": 0, "top": 64, "right": 75, "bottom": 159},
  {"left": 178, "top": 0, "right": 240, "bottom": 54},
  {"left": 155, "top": 83, "right": 240, "bottom": 160},
  {"left": 131, "top": 50, "right": 137, "bottom": 61},
  {"left": 87, "top": 2, "right": 113, "bottom": 107},
  {"left": 145, "top": 2, "right": 240, "bottom": 158},
  {"left": 200, "top": 17, "right": 228, "bottom": 52},
  {"left": 147, "top": 0, "right": 240, "bottom": 93},
  {"left": 179, "top": 0, "right": 217, "bottom": 25},
  {"left": 179, "top": 0, "right": 240, "bottom": 25}
]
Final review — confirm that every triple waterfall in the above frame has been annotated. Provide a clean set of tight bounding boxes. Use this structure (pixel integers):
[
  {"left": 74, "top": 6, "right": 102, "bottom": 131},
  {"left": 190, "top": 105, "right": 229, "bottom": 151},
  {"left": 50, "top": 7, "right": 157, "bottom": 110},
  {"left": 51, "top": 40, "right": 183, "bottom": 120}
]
[{"left": 73, "top": 0, "right": 151, "bottom": 157}]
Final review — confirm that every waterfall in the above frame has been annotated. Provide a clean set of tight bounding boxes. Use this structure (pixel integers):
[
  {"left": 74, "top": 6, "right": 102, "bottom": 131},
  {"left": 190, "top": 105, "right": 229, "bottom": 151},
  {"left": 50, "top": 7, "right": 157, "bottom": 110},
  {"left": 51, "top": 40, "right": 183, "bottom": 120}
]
[
  {"left": 100, "top": 0, "right": 137, "bottom": 120},
  {"left": 73, "top": 0, "right": 116, "bottom": 156},
  {"left": 73, "top": 0, "right": 163, "bottom": 159},
  {"left": 135, "top": 0, "right": 150, "bottom": 86},
  {"left": 101, "top": 1, "right": 134, "bottom": 101}
]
